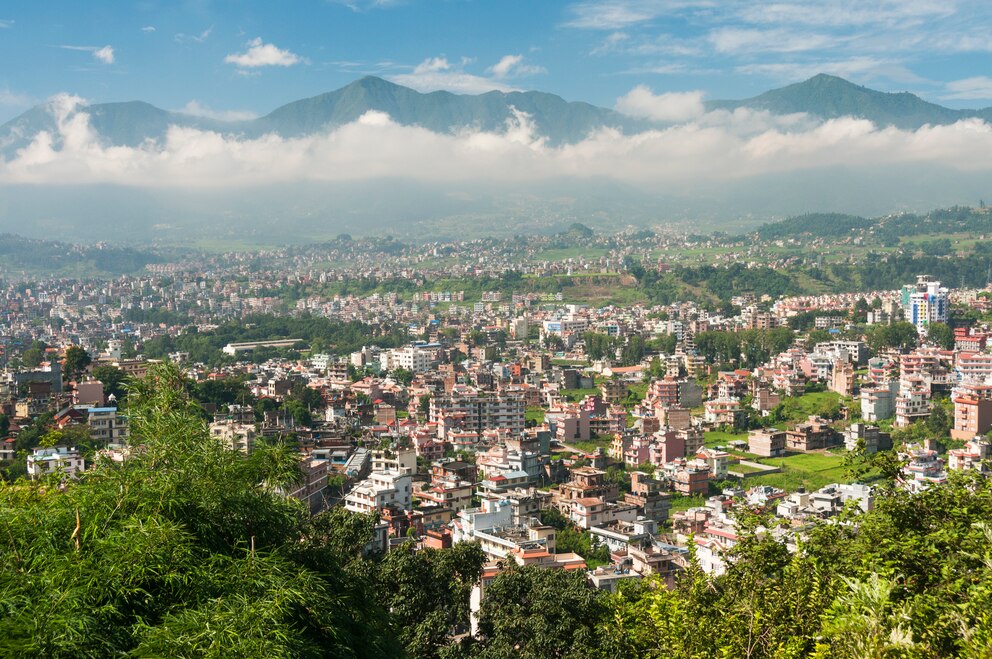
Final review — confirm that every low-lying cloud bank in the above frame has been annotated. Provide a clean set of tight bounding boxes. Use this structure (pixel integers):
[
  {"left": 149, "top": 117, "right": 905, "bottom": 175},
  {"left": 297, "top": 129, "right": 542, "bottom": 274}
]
[{"left": 2, "top": 92, "right": 992, "bottom": 190}]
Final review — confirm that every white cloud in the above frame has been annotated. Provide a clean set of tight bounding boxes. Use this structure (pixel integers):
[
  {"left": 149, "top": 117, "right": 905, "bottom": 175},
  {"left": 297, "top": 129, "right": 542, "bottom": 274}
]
[
  {"left": 489, "top": 55, "right": 546, "bottom": 79},
  {"left": 591, "top": 31, "right": 630, "bottom": 55},
  {"left": 943, "top": 76, "right": 992, "bottom": 101},
  {"left": 736, "top": 1, "right": 956, "bottom": 28},
  {"left": 5, "top": 91, "right": 992, "bottom": 192},
  {"left": 0, "top": 19, "right": 13, "bottom": 29},
  {"left": 93, "top": 46, "right": 115, "bottom": 64},
  {"left": 709, "top": 28, "right": 836, "bottom": 55},
  {"left": 60, "top": 45, "right": 115, "bottom": 64},
  {"left": 141, "top": 26, "right": 156, "bottom": 33},
  {"left": 175, "top": 26, "right": 213, "bottom": 44},
  {"left": 615, "top": 85, "right": 705, "bottom": 122},
  {"left": 390, "top": 56, "right": 518, "bottom": 94},
  {"left": 177, "top": 101, "right": 258, "bottom": 122},
  {"left": 565, "top": 1, "right": 712, "bottom": 30},
  {"left": 225, "top": 38, "right": 303, "bottom": 68},
  {"left": 330, "top": 0, "right": 405, "bottom": 11}
]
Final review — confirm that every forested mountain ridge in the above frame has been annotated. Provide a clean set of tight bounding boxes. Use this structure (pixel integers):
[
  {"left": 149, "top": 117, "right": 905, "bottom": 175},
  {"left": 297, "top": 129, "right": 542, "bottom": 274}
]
[{"left": 4, "top": 74, "right": 991, "bottom": 159}]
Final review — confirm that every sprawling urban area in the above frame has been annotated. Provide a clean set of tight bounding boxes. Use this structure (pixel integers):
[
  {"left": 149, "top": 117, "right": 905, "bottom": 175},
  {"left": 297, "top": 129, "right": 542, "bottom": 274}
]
[{"left": 5, "top": 208, "right": 992, "bottom": 655}]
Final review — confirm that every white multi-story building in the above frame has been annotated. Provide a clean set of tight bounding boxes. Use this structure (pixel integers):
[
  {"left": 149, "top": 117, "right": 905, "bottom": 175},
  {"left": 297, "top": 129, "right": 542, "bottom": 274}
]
[
  {"left": 310, "top": 353, "right": 332, "bottom": 371},
  {"left": 956, "top": 352, "right": 992, "bottom": 383},
  {"left": 860, "top": 380, "right": 898, "bottom": 422},
  {"left": 87, "top": 406, "right": 129, "bottom": 443},
  {"left": 371, "top": 446, "right": 418, "bottom": 476},
  {"left": 383, "top": 346, "right": 432, "bottom": 373},
  {"left": 430, "top": 385, "right": 525, "bottom": 438},
  {"left": 902, "top": 275, "right": 948, "bottom": 337},
  {"left": 895, "top": 387, "right": 932, "bottom": 428},
  {"left": 209, "top": 420, "right": 257, "bottom": 454},
  {"left": 27, "top": 446, "right": 85, "bottom": 480},
  {"left": 343, "top": 470, "right": 413, "bottom": 514}
]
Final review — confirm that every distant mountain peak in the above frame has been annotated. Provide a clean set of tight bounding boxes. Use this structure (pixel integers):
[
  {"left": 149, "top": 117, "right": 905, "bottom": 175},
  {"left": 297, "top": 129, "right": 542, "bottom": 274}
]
[
  {"left": 706, "top": 73, "right": 990, "bottom": 129},
  {"left": 3, "top": 74, "right": 991, "bottom": 158}
]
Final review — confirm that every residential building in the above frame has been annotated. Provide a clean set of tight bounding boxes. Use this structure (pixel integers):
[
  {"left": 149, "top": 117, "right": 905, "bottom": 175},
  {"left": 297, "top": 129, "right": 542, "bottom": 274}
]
[
  {"left": 749, "top": 428, "right": 786, "bottom": 457},
  {"left": 430, "top": 385, "right": 525, "bottom": 439},
  {"left": 343, "top": 470, "right": 413, "bottom": 515},
  {"left": 952, "top": 384, "right": 992, "bottom": 440},
  {"left": 27, "top": 445, "right": 84, "bottom": 480},
  {"left": 844, "top": 423, "right": 892, "bottom": 454},
  {"left": 86, "top": 406, "right": 129, "bottom": 443},
  {"left": 786, "top": 416, "right": 838, "bottom": 451},
  {"left": 371, "top": 445, "right": 418, "bottom": 476},
  {"left": 861, "top": 380, "right": 898, "bottom": 422},
  {"left": 948, "top": 437, "right": 992, "bottom": 473},
  {"left": 902, "top": 275, "right": 949, "bottom": 337},
  {"left": 209, "top": 420, "right": 257, "bottom": 454}
]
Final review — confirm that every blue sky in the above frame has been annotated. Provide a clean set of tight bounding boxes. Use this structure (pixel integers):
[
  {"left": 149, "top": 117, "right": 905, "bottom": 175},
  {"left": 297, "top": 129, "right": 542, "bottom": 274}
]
[{"left": 2, "top": 0, "right": 992, "bottom": 124}]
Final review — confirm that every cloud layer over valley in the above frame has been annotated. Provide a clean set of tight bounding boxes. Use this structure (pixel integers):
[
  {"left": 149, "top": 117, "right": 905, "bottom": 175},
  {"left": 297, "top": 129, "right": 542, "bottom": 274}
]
[
  {"left": 2, "top": 86, "right": 992, "bottom": 243},
  {"left": 4, "top": 91, "right": 992, "bottom": 191}
]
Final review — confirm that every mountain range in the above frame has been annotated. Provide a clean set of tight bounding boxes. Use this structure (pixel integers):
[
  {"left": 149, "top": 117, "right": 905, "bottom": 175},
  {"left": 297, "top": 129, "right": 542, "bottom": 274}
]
[{"left": 2, "top": 74, "right": 991, "bottom": 157}]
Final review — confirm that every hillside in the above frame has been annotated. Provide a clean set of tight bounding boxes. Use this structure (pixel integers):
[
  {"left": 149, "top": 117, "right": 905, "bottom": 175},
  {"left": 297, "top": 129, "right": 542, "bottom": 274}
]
[
  {"left": 5, "top": 74, "right": 992, "bottom": 160},
  {"left": 706, "top": 74, "right": 992, "bottom": 129}
]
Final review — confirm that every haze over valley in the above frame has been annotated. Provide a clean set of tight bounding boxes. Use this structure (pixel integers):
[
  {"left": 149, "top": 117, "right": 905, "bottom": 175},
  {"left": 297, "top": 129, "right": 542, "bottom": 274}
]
[{"left": 3, "top": 74, "right": 992, "bottom": 243}]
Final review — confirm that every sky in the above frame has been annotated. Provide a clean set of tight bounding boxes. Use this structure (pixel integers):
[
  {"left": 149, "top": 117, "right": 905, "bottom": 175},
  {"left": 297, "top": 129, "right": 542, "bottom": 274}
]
[
  {"left": 2, "top": 0, "right": 992, "bottom": 124},
  {"left": 1, "top": 0, "right": 992, "bottom": 229}
]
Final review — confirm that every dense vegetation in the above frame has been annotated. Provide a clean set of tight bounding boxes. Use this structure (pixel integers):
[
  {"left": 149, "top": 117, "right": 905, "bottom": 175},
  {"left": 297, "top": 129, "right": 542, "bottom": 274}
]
[
  {"left": 141, "top": 314, "right": 409, "bottom": 365},
  {"left": 757, "top": 213, "right": 872, "bottom": 240},
  {"left": 0, "top": 234, "right": 159, "bottom": 276}
]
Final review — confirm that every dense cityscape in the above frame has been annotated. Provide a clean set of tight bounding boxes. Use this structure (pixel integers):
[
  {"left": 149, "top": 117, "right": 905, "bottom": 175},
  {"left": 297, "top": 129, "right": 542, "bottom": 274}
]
[
  {"left": 4, "top": 213, "right": 992, "bottom": 655},
  {"left": 6, "top": 1, "right": 992, "bottom": 656}
]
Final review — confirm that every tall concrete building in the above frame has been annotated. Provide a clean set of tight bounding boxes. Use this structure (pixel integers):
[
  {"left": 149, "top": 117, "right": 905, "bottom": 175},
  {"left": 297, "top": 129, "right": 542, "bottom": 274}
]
[{"left": 902, "top": 275, "right": 948, "bottom": 337}]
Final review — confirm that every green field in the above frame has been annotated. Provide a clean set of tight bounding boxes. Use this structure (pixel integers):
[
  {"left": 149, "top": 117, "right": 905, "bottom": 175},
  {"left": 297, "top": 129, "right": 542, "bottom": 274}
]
[
  {"left": 731, "top": 462, "right": 769, "bottom": 475},
  {"left": 560, "top": 387, "right": 599, "bottom": 402},
  {"left": 669, "top": 493, "right": 707, "bottom": 512},
  {"left": 570, "top": 437, "right": 613, "bottom": 453},
  {"left": 525, "top": 406, "right": 546, "bottom": 424},
  {"left": 704, "top": 430, "right": 748, "bottom": 448},
  {"left": 551, "top": 359, "right": 589, "bottom": 367},
  {"left": 748, "top": 451, "right": 852, "bottom": 491},
  {"left": 771, "top": 390, "right": 844, "bottom": 429}
]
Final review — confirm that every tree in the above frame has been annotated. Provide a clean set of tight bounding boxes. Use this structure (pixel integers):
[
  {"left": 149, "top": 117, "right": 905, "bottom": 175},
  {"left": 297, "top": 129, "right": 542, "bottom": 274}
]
[
  {"left": 63, "top": 345, "right": 92, "bottom": 381},
  {"left": 285, "top": 399, "right": 313, "bottom": 428},
  {"left": 91, "top": 364, "right": 127, "bottom": 401},
  {"left": 193, "top": 377, "right": 252, "bottom": 408},
  {"left": 0, "top": 362, "right": 402, "bottom": 657},
  {"left": 927, "top": 401, "right": 952, "bottom": 437},
  {"left": 418, "top": 394, "right": 432, "bottom": 419},
  {"left": 377, "top": 541, "right": 485, "bottom": 658},
  {"left": 926, "top": 322, "right": 955, "bottom": 350},
  {"left": 866, "top": 321, "right": 918, "bottom": 353},
  {"left": 851, "top": 297, "right": 870, "bottom": 322},
  {"left": 391, "top": 368, "right": 415, "bottom": 386},
  {"left": 20, "top": 347, "right": 44, "bottom": 369},
  {"left": 474, "top": 565, "right": 605, "bottom": 658}
]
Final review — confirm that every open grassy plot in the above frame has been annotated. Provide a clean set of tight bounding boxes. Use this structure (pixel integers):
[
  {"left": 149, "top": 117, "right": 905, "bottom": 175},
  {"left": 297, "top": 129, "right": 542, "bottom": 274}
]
[
  {"left": 731, "top": 462, "right": 770, "bottom": 475},
  {"left": 570, "top": 437, "right": 613, "bottom": 453},
  {"left": 748, "top": 450, "right": 851, "bottom": 491},
  {"left": 525, "top": 406, "right": 546, "bottom": 424},
  {"left": 670, "top": 493, "right": 707, "bottom": 512},
  {"left": 531, "top": 247, "right": 610, "bottom": 261},
  {"left": 705, "top": 430, "right": 748, "bottom": 448},
  {"left": 560, "top": 387, "right": 600, "bottom": 402}
]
